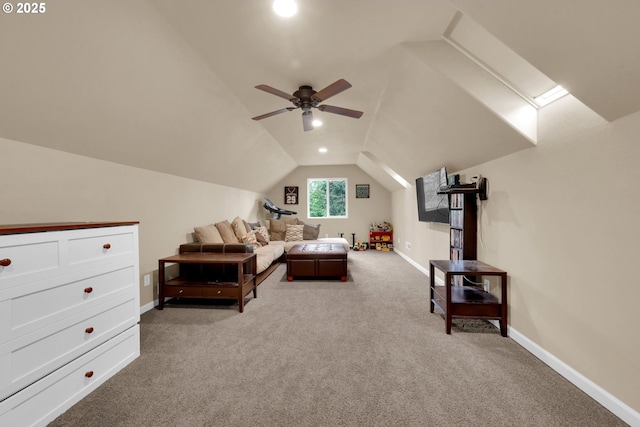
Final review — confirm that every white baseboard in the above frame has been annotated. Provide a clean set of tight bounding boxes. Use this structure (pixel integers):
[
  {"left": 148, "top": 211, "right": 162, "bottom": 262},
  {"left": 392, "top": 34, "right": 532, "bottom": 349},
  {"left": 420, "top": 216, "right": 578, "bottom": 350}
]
[
  {"left": 508, "top": 326, "right": 639, "bottom": 426},
  {"left": 394, "top": 249, "right": 639, "bottom": 426},
  {"left": 140, "top": 300, "right": 157, "bottom": 315}
]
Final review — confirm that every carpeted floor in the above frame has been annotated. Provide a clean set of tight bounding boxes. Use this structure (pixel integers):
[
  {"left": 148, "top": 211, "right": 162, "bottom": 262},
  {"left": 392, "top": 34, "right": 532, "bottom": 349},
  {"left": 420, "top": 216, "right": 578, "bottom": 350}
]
[{"left": 49, "top": 250, "right": 626, "bottom": 427}]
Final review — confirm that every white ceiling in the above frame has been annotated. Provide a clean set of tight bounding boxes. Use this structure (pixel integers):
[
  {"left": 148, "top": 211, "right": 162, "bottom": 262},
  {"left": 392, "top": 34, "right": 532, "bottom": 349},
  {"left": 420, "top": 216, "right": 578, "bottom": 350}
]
[{"left": 1, "top": 0, "right": 638, "bottom": 193}]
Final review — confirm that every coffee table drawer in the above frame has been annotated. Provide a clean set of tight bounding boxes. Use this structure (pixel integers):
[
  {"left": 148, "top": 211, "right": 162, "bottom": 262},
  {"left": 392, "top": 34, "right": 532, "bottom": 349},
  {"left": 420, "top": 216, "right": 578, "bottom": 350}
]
[{"left": 163, "top": 285, "right": 239, "bottom": 299}]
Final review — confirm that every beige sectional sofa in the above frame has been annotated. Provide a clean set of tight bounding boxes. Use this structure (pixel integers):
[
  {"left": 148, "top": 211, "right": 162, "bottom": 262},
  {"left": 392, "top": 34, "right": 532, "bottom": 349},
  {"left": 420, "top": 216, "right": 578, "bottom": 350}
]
[{"left": 189, "top": 216, "right": 349, "bottom": 283}]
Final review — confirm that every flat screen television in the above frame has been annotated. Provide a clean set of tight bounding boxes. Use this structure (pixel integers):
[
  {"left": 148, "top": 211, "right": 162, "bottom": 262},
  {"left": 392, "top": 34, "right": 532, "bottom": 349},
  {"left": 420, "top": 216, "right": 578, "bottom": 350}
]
[{"left": 416, "top": 167, "right": 449, "bottom": 224}]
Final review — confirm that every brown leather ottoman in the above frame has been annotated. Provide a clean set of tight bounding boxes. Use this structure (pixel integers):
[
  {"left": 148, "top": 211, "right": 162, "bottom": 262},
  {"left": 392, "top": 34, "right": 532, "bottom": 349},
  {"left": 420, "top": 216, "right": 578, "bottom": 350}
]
[{"left": 286, "top": 243, "right": 348, "bottom": 281}]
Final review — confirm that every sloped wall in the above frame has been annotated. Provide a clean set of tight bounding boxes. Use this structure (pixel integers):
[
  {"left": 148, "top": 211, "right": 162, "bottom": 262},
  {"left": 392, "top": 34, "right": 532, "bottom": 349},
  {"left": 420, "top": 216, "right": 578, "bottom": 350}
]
[
  {"left": 0, "top": 137, "right": 264, "bottom": 308},
  {"left": 392, "top": 103, "right": 640, "bottom": 418}
]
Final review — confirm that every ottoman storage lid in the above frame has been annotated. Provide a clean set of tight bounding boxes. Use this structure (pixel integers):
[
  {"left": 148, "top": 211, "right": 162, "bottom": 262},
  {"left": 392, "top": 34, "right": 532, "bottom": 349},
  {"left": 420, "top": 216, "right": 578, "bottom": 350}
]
[{"left": 287, "top": 243, "right": 347, "bottom": 259}]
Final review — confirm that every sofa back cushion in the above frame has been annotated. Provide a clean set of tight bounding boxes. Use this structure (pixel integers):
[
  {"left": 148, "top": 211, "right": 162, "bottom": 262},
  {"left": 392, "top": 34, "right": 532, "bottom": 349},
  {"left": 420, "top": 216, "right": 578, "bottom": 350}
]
[
  {"left": 231, "top": 216, "right": 248, "bottom": 241},
  {"left": 215, "top": 220, "right": 239, "bottom": 243},
  {"left": 297, "top": 220, "right": 321, "bottom": 240},
  {"left": 194, "top": 224, "right": 224, "bottom": 244},
  {"left": 269, "top": 218, "right": 298, "bottom": 241}
]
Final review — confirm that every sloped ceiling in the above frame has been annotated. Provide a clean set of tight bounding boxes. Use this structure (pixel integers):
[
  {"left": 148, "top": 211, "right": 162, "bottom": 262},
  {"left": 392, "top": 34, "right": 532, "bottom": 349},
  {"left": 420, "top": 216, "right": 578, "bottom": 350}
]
[
  {"left": 1, "top": 0, "right": 638, "bottom": 193},
  {"left": 451, "top": 0, "right": 640, "bottom": 122}
]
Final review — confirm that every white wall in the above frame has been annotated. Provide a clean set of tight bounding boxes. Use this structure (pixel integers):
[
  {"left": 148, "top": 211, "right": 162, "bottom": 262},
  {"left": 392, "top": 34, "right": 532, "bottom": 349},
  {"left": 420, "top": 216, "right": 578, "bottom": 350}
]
[
  {"left": 391, "top": 106, "right": 640, "bottom": 417},
  {"left": 266, "top": 165, "right": 392, "bottom": 245},
  {"left": 0, "top": 137, "right": 264, "bottom": 308}
]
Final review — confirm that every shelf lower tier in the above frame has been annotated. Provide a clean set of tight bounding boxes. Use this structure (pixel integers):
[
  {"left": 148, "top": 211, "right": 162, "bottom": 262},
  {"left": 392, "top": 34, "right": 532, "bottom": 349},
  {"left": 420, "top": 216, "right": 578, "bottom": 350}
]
[
  {"left": 431, "top": 285, "right": 501, "bottom": 319},
  {"left": 164, "top": 275, "right": 256, "bottom": 299}
]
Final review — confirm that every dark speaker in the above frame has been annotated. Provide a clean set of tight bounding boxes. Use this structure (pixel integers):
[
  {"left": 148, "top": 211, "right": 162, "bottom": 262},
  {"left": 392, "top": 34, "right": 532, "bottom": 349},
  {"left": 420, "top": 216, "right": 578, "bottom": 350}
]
[{"left": 478, "top": 177, "right": 488, "bottom": 200}]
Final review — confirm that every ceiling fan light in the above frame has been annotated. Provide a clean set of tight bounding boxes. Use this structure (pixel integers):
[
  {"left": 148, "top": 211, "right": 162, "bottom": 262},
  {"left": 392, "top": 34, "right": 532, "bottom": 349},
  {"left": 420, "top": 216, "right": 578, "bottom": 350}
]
[
  {"left": 312, "top": 119, "right": 322, "bottom": 127},
  {"left": 319, "top": 147, "right": 328, "bottom": 153},
  {"left": 273, "top": 0, "right": 297, "bottom": 17}
]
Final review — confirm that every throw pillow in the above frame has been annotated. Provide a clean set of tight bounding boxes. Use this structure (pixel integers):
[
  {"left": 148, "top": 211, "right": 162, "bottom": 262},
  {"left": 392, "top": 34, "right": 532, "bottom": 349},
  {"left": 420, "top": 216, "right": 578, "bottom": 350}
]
[
  {"left": 285, "top": 224, "right": 304, "bottom": 242},
  {"left": 254, "top": 226, "right": 270, "bottom": 242},
  {"left": 215, "top": 220, "right": 239, "bottom": 243},
  {"left": 194, "top": 224, "right": 224, "bottom": 244},
  {"left": 269, "top": 218, "right": 297, "bottom": 241},
  {"left": 254, "top": 228, "right": 269, "bottom": 246},
  {"left": 297, "top": 220, "right": 321, "bottom": 240},
  {"left": 241, "top": 230, "right": 262, "bottom": 248},
  {"left": 231, "top": 216, "right": 248, "bottom": 241}
]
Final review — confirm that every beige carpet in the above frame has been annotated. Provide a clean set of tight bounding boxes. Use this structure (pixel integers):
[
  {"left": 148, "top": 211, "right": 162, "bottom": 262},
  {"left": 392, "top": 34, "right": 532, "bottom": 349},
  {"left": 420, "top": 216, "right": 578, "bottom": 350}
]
[{"left": 50, "top": 250, "right": 626, "bottom": 427}]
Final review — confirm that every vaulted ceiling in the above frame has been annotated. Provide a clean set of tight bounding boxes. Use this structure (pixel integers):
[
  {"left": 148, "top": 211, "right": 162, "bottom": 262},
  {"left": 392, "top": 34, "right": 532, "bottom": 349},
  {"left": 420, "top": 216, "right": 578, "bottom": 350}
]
[{"left": 1, "top": 0, "right": 639, "bottom": 193}]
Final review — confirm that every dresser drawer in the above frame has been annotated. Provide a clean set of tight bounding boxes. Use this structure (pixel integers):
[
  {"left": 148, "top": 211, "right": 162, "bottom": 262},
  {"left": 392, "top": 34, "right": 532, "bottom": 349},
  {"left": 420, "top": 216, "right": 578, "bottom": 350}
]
[
  {"left": 0, "top": 235, "right": 60, "bottom": 289},
  {"left": 1, "top": 265, "right": 136, "bottom": 342},
  {"left": 0, "top": 325, "right": 139, "bottom": 427},
  {"left": 0, "top": 296, "right": 137, "bottom": 400},
  {"left": 68, "top": 229, "right": 135, "bottom": 266}
]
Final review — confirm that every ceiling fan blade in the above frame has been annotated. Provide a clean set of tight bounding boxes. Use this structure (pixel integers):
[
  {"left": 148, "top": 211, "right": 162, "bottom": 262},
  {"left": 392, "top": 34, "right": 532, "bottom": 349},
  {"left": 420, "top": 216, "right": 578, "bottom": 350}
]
[
  {"left": 311, "top": 79, "right": 352, "bottom": 102},
  {"left": 255, "top": 84, "right": 299, "bottom": 102},
  {"left": 318, "top": 104, "right": 363, "bottom": 119},
  {"left": 251, "top": 107, "right": 296, "bottom": 121},
  {"left": 302, "top": 111, "right": 314, "bottom": 132}
]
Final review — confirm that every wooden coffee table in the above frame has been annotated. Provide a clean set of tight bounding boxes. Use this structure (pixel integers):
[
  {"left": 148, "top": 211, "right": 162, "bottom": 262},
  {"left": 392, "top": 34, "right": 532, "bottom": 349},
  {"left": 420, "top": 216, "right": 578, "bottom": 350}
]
[
  {"left": 158, "top": 252, "right": 257, "bottom": 313},
  {"left": 286, "top": 243, "right": 347, "bottom": 281}
]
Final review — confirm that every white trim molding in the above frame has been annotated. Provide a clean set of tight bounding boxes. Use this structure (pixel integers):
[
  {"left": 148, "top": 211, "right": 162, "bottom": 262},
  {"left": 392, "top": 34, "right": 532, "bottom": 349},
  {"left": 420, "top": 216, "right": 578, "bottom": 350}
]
[{"left": 394, "top": 249, "right": 640, "bottom": 426}]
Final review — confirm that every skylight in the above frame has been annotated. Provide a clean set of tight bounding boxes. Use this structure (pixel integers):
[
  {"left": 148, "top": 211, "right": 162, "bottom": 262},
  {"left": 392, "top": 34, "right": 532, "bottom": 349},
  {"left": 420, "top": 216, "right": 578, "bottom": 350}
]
[{"left": 534, "top": 85, "right": 569, "bottom": 107}]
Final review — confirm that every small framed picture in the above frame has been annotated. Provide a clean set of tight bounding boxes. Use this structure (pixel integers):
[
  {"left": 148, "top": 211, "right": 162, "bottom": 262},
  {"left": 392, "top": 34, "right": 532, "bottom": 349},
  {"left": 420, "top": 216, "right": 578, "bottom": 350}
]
[
  {"left": 285, "top": 186, "right": 298, "bottom": 205},
  {"left": 355, "top": 184, "right": 370, "bottom": 199}
]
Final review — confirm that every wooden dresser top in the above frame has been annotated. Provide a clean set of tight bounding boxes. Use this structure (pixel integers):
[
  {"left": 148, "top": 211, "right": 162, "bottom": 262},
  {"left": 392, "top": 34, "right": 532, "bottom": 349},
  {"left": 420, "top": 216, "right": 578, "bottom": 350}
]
[{"left": 0, "top": 221, "right": 139, "bottom": 235}]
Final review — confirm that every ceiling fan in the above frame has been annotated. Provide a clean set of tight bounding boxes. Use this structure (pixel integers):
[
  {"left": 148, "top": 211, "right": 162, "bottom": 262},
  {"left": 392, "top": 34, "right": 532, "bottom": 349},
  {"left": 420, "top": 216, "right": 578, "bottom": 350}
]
[{"left": 251, "top": 78, "right": 363, "bottom": 132}]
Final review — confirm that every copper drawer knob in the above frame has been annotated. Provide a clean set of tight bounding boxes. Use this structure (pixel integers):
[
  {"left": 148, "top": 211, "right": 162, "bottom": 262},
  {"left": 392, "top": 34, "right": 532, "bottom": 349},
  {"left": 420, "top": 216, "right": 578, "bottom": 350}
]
[
  {"left": 103, "top": 243, "right": 111, "bottom": 250},
  {"left": 0, "top": 258, "right": 11, "bottom": 267},
  {"left": 85, "top": 327, "right": 94, "bottom": 334},
  {"left": 85, "top": 371, "right": 94, "bottom": 378},
  {"left": 84, "top": 287, "right": 93, "bottom": 294}
]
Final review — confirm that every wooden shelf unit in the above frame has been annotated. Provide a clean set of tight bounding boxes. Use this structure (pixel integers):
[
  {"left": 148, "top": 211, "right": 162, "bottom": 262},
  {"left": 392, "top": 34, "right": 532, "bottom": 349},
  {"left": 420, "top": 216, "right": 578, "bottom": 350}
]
[
  {"left": 448, "top": 191, "right": 477, "bottom": 262},
  {"left": 429, "top": 259, "right": 508, "bottom": 337},
  {"left": 369, "top": 230, "right": 393, "bottom": 251}
]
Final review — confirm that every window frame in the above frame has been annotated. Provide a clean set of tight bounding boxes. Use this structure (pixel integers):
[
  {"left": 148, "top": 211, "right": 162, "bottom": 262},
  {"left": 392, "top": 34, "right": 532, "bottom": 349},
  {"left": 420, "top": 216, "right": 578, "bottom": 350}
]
[{"left": 307, "top": 177, "right": 348, "bottom": 219}]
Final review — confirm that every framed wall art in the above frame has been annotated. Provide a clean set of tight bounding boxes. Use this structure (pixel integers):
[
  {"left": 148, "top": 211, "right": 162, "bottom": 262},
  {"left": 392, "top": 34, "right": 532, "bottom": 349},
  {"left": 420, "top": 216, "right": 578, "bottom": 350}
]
[
  {"left": 285, "top": 186, "right": 299, "bottom": 204},
  {"left": 355, "top": 184, "right": 370, "bottom": 199}
]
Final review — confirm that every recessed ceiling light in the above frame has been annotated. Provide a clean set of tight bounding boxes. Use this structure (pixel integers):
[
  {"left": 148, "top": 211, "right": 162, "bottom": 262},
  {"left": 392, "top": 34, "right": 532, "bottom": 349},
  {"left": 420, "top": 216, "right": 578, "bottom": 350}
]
[
  {"left": 312, "top": 119, "right": 323, "bottom": 127},
  {"left": 272, "top": 0, "right": 297, "bottom": 17},
  {"left": 318, "top": 147, "right": 328, "bottom": 153}
]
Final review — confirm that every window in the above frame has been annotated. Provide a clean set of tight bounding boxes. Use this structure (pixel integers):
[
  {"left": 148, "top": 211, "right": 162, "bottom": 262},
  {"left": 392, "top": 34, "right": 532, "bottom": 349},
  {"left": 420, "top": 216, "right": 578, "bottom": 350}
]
[{"left": 307, "top": 178, "right": 348, "bottom": 218}]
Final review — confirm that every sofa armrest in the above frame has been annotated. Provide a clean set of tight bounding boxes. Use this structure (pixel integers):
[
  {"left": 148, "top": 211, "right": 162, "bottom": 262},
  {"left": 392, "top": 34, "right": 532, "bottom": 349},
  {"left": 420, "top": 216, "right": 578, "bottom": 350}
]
[{"left": 179, "top": 243, "right": 254, "bottom": 254}]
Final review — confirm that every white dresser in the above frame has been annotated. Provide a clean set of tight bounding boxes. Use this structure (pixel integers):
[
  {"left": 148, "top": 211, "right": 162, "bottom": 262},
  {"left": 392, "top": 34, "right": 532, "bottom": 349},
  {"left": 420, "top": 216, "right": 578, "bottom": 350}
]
[{"left": 0, "top": 222, "right": 140, "bottom": 426}]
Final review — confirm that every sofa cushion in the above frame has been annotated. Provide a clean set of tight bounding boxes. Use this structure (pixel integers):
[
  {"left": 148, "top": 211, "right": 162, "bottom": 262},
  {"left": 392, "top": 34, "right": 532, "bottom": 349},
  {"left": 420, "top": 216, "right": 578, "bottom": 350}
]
[
  {"left": 215, "top": 220, "right": 239, "bottom": 243},
  {"left": 247, "top": 221, "right": 261, "bottom": 230},
  {"left": 254, "top": 226, "right": 270, "bottom": 243},
  {"left": 285, "top": 224, "right": 304, "bottom": 242},
  {"left": 269, "top": 218, "right": 298, "bottom": 241},
  {"left": 297, "top": 220, "right": 321, "bottom": 240},
  {"left": 231, "top": 216, "right": 248, "bottom": 241},
  {"left": 254, "top": 230, "right": 268, "bottom": 246},
  {"left": 194, "top": 224, "right": 224, "bottom": 244},
  {"left": 254, "top": 244, "right": 285, "bottom": 274},
  {"left": 241, "top": 230, "right": 262, "bottom": 248}
]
